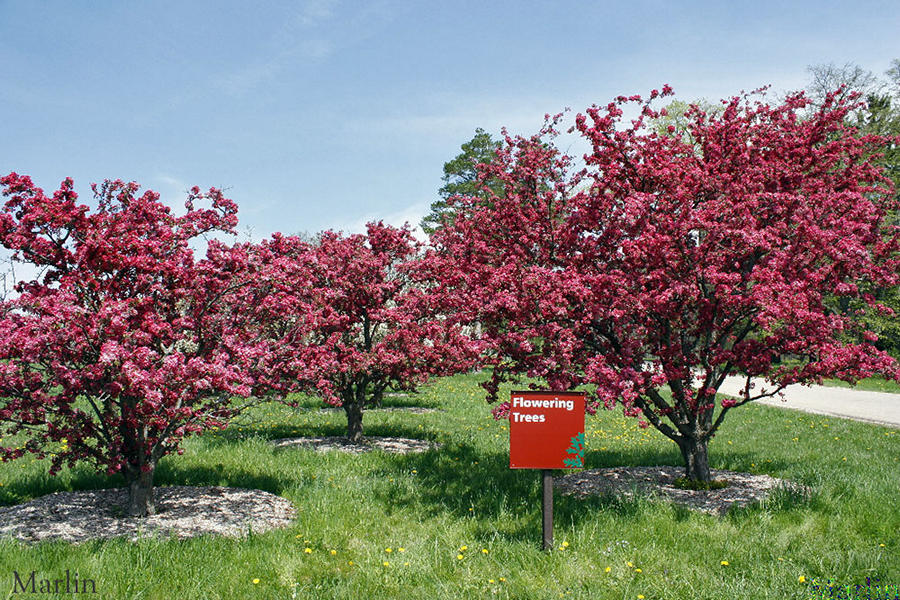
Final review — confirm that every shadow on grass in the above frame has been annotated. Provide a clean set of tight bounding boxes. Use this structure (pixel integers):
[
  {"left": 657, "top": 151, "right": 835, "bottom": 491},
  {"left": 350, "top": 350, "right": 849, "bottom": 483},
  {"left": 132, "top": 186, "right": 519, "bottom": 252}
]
[
  {"left": 367, "top": 390, "right": 440, "bottom": 410},
  {"left": 153, "top": 462, "right": 290, "bottom": 495},
  {"left": 0, "top": 457, "right": 294, "bottom": 509},
  {"left": 373, "top": 444, "right": 680, "bottom": 516},
  {"left": 363, "top": 444, "right": 699, "bottom": 544},
  {"left": 0, "top": 468, "right": 116, "bottom": 508},
  {"left": 727, "top": 482, "right": 818, "bottom": 520},
  {"left": 586, "top": 447, "right": 793, "bottom": 475},
  {"left": 212, "top": 417, "right": 450, "bottom": 448},
  {"left": 366, "top": 440, "right": 813, "bottom": 540},
  {"left": 204, "top": 421, "right": 347, "bottom": 446}
]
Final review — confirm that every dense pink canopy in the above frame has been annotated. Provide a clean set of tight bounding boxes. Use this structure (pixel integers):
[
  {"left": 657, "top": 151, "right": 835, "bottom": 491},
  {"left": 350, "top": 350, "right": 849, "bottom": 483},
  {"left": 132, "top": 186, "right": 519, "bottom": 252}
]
[
  {"left": 254, "top": 222, "right": 476, "bottom": 440},
  {"left": 427, "top": 87, "right": 900, "bottom": 479},
  {"left": 0, "top": 175, "right": 266, "bottom": 513}
]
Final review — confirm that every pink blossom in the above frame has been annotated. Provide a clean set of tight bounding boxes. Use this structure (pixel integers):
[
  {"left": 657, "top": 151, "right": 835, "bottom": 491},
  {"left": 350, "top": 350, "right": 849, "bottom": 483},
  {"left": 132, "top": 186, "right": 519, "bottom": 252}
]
[
  {"left": 427, "top": 88, "right": 900, "bottom": 479},
  {"left": 0, "top": 175, "right": 261, "bottom": 514}
]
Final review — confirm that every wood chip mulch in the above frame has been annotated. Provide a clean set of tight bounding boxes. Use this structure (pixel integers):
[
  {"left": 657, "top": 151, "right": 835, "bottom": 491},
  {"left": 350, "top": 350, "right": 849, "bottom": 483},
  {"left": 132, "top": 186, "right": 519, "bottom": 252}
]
[
  {"left": 556, "top": 466, "right": 809, "bottom": 515},
  {"left": 0, "top": 485, "right": 296, "bottom": 544},
  {"left": 271, "top": 436, "right": 440, "bottom": 454}
]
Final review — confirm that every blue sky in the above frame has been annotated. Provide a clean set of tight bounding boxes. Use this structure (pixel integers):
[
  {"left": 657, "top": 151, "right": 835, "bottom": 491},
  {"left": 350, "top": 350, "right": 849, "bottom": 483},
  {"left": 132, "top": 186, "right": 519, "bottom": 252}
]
[{"left": 1, "top": 0, "right": 898, "bottom": 240}]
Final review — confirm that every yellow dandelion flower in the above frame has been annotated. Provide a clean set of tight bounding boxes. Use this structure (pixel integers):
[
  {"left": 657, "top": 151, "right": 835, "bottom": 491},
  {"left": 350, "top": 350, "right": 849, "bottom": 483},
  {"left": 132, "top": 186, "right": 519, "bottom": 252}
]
[
  {"left": 720, "top": 561, "right": 729, "bottom": 566},
  {"left": 457, "top": 554, "right": 464, "bottom": 560},
  {"left": 561, "top": 541, "right": 569, "bottom": 548},
  {"left": 348, "top": 561, "right": 354, "bottom": 566},
  {"left": 626, "top": 561, "right": 634, "bottom": 568},
  {"left": 482, "top": 548, "right": 489, "bottom": 554},
  {"left": 489, "top": 579, "right": 495, "bottom": 583},
  {"left": 605, "top": 567, "right": 611, "bottom": 573},
  {"left": 499, "top": 577, "right": 506, "bottom": 582},
  {"left": 330, "top": 550, "right": 337, "bottom": 555},
  {"left": 304, "top": 548, "right": 312, "bottom": 554},
  {"left": 638, "top": 595, "right": 645, "bottom": 599},
  {"left": 404, "top": 562, "right": 409, "bottom": 566},
  {"left": 798, "top": 576, "right": 806, "bottom": 583},
  {"left": 385, "top": 547, "right": 393, "bottom": 553},
  {"left": 383, "top": 561, "right": 390, "bottom": 567},
  {"left": 398, "top": 547, "right": 405, "bottom": 552},
  {"left": 635, "top": 568, "right": 642, "bottom": 573},
  {"left": 252, "top": 579, "right": 260, "bottom": 585},
  {"left": 460, "top": 545, "right": 468, "bottom": 551}
]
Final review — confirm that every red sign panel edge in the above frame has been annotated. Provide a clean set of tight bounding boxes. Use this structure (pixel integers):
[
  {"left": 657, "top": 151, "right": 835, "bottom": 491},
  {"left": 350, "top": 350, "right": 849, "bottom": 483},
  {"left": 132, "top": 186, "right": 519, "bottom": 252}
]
[{"left": 509, "top": 390, "right": 586, "bottom": 470}]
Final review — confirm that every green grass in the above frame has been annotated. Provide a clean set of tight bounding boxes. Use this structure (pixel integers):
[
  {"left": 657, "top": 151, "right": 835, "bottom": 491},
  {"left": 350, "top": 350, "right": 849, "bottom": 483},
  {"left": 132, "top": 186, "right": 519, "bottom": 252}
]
[
  {"left": 671, "top": 477, "right": 729, "bottom": 491},
  {"left": 767, "top": 358, "right": 900, "bottom": 393},
  {"left": 819, "top": 374, "right": 900, "bottom": 394},
  {"left": 0, "top": 372, "right": 898, "bottom": 599}
]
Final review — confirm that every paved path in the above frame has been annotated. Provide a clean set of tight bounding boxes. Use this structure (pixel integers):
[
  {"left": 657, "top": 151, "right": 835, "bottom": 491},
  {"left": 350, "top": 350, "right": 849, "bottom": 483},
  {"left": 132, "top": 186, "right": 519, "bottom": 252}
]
[{"left": 717, "top": 376, "right": 900, "bottom": 428}]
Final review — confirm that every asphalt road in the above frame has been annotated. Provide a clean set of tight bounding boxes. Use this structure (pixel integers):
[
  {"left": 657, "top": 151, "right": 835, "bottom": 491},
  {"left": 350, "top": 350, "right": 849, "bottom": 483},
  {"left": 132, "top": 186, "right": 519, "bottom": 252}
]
[{"left": 717, "top": 376, "right": 900, "bottom": 428}]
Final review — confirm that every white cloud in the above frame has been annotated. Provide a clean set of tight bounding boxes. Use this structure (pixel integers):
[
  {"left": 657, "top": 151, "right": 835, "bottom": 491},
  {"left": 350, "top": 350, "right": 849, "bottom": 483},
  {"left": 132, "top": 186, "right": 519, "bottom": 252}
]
[
  {"left": 299, "top": 38, "right": 334, "bottom": 60},
  {"left": 216, "top": 60, "right": 283, "bottom": 96},
  {"left": 331, "top": 201, "right": 430, "bottom": 241},
  {"left": 360, "top": 96, "right": 561, "bottom": 143},
  {"left": 296, "top": 0, "right": 339, "bottom": 26},
  {"left": 152, "top": 174, "right": 196, "bottom": 213},
  {"left": 214, "top": 2, "right": 340, "bottom": 97}
]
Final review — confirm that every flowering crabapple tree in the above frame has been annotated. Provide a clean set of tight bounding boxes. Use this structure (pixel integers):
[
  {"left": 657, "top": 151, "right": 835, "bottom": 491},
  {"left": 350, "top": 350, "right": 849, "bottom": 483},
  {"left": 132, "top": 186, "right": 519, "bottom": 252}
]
[
  {"left": 0, "top": 174, "right": 267, "bottom": 516},
  {"left": 214, "top": 232, "right": 321, "bottom": 399},
  {"left": 263, "top": 222, "right": 474, "bottom": 442},
  {"left": 429, "top": 88, "right": 900, "bottom": 481}
]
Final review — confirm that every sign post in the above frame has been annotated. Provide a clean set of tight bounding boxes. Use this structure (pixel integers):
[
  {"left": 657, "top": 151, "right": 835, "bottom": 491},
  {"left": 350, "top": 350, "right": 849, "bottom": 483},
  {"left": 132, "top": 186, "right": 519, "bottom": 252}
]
[
  {"left": 542, "top": 469, "right": 553, "bottom": 551},
  {"left": 509, "top": 391, "right": 585, "bottom": 551}
]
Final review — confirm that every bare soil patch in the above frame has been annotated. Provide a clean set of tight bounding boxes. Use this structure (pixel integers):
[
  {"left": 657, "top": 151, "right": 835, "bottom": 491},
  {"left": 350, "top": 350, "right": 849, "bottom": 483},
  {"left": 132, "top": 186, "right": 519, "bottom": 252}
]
[
  {"left": 0, "top": 486, "right": 295, "bottom": 544},
  {"left": 556, "top": 466, "right": 808, "bottom": 515},
  {"left": 271, "top": 436, "right": 439, "bottom": 454}
]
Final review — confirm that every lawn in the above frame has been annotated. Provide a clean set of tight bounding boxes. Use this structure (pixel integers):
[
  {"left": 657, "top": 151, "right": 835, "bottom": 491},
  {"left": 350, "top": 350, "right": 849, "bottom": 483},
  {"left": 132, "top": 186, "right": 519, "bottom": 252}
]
[
  {"left": 820, "top": 374, "right": 900, "bottom": 394},
  {"left": 0, "top": 372, "right": 897, "bottom": 599}
]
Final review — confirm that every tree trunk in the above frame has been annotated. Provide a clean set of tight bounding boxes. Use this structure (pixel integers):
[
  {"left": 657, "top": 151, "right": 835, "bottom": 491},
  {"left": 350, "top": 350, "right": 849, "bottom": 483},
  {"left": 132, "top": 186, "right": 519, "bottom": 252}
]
[
  {"left": 122, "top": 462, "right": 157, "bottom": 517},
  {"left": 344, "top": 396, "right": 364, "bottom": 442},
  {"left": 371, "top": 387, "right": 383, "bottom": 408},
  {"left": 677, "top": 435, "right": 711, "bottom": 482}
]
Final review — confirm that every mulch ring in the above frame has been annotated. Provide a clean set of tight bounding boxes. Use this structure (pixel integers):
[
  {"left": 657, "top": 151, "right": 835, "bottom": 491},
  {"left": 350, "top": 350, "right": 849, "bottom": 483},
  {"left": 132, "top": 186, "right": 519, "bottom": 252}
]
[
  {"left": 271, "top": 436, "right": 440, "bottom": 454},
  {"left": 0, "top": 486, "right": 296, "bottom": 544},
  {"left": 556, "top": 466, "right": 810, "bottom": 515}
]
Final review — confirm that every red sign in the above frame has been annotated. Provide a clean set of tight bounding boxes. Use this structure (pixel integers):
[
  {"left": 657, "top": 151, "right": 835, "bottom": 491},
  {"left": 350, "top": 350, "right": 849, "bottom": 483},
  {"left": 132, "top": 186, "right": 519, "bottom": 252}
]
[{"left": 509, "top": 391, "right": 585, "bottom": 469}]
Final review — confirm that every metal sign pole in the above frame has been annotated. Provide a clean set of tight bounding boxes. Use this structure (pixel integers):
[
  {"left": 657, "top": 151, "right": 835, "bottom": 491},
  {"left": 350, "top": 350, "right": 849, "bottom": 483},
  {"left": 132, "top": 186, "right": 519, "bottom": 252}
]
[
  {"left": 542, "top": 469, "right": 553, "bottom": 551},
  {"left": 509, "top": 390, "right": 583, "bottom": 552}
]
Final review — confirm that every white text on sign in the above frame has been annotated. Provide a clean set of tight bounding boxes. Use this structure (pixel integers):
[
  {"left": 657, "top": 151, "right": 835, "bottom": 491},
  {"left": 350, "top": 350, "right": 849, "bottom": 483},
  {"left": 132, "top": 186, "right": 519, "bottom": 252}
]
[{"left": 511, "top": 396, "right": 575, "bottom": 422}]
